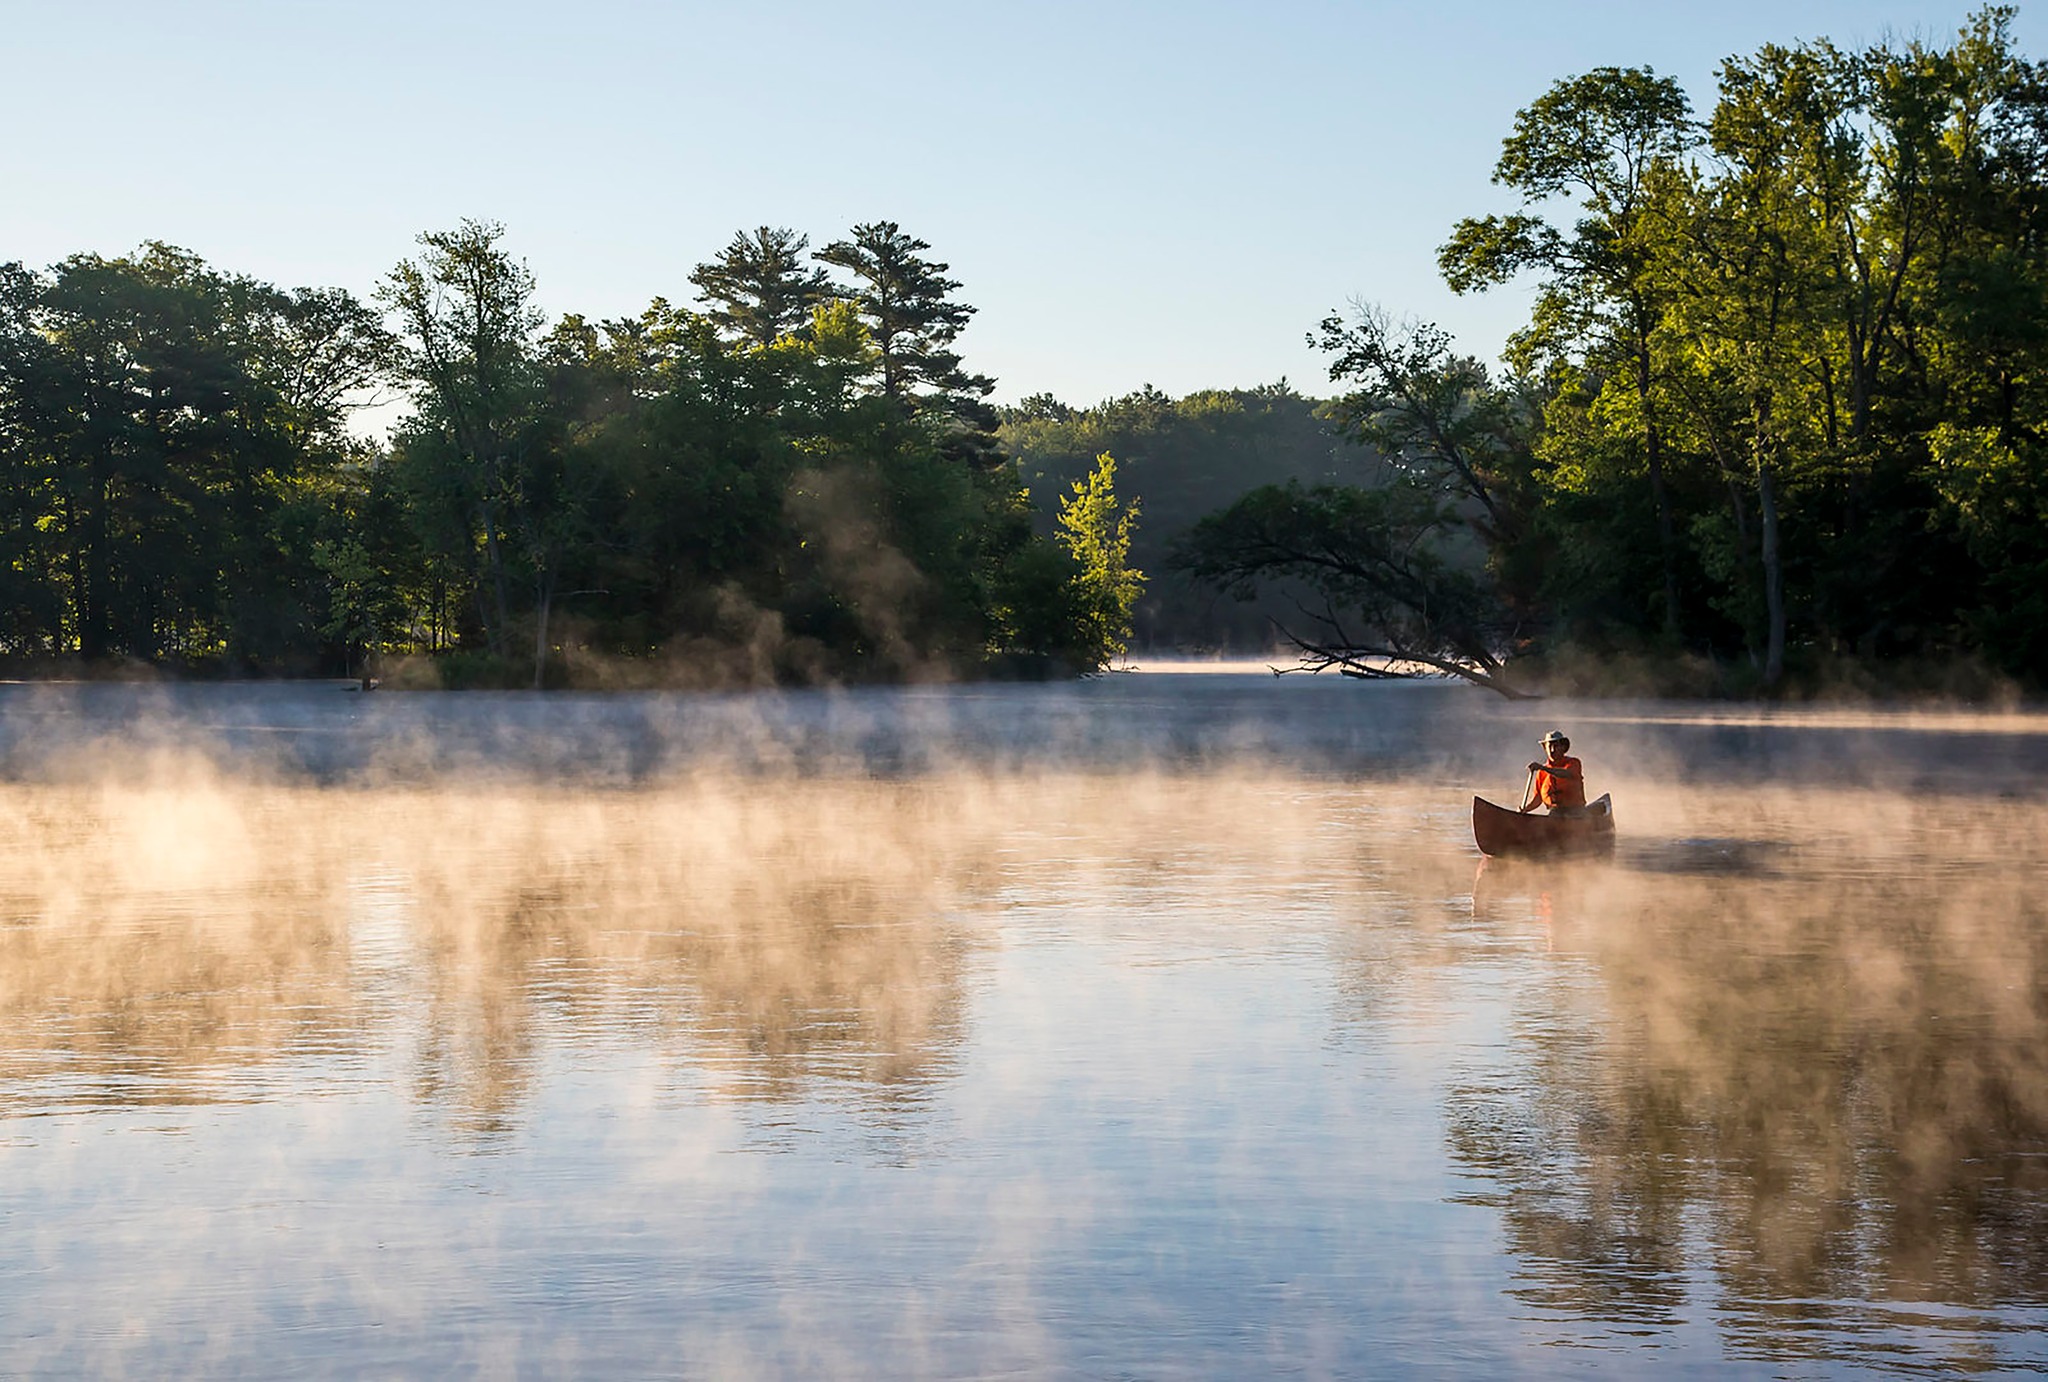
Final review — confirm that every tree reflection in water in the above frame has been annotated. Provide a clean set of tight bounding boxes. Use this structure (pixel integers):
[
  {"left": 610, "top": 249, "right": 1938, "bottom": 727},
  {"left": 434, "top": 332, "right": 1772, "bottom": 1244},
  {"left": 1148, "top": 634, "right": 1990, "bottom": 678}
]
[
  {"left": 0, "top": 766, "right": 1002, "bottom": 1141},
  {"left": 0, "top": 748, "right": 2043, "bottom": 1372},
  {"left": 0, "top": 763, "right": 1340, "bottom": 1145},
  {"left": 1457, "top": 785, "right": 2048, "bottom": 1365}
]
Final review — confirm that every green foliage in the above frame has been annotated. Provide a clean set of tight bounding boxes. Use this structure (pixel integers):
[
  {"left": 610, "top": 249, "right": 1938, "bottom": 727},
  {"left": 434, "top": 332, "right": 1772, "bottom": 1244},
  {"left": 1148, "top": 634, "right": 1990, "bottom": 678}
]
[
  {"left": 1930, "top": 424, "right": 2048, "bottom": 672},
  {"left": 817, "top": 224, "right": 992, "bottom": 402},
  {"left": 1311, "top": 308, "right": 1539, "bottom": 553},
  {"left": 1054, "top": 454, "right": 1144, "bottom": 666},
  {"left": 0, "top": 242, "right": 387, "bottom": 671},
  {"left": 1177, "top": 10, "right": 2048, "bottom": 696},
  {"left": 689, "top": 226, "right": 835, "bottom": 347},
  {"left": 0, "top": 220, "right": 1110, "bottom": 686},
  {"left": 380, "top": 218, "right": 555, "bottom": 672},
  {"left": 1443, "top": 63, "right": 1697, "bottom": 639},
  {"left": 1405, "top": 6, "right": 2048, "bottom": 691},
  {"left": 1000, "top": 382, "right": 1348, "bottom": 650},
  {"left": 1172, "top": 312, "right": 1534, "bottom": 693},
  {"left": 1493, "top": 66, "right": 1694, "bottom": 202}
]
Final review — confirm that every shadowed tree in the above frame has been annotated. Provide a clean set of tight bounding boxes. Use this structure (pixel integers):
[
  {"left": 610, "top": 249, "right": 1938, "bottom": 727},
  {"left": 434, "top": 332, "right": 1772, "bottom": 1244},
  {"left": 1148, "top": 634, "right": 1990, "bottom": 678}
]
[
  {"left": 1176, "top": 480, "right": 1528, "bottom": 696},
  {"left": 0, "top": 262, "right": 70, "bottom": 652},
  {"left": 0, "top": 246, "right": 385, "bottom": 668},
  {"left": 999, "top": 382, "right": 1350, "bottom": 652},
  {"left": 1174, "top": 308, "right": 1534, "bottom": 696},
  {"left": 258, "top": 286, "right": 393, "bottom": 447},
  {"left": 380, "top": 219, "right": 548, "bottom": 663},
  {"left": 1313, "top": 305, "right": 1536, "bottom": 550},
  {"left": 688, "top": 226, "right": 834, "bottom": 348},
  {"left": 816, "top": 221, "right": 995, "bottom": 430}
]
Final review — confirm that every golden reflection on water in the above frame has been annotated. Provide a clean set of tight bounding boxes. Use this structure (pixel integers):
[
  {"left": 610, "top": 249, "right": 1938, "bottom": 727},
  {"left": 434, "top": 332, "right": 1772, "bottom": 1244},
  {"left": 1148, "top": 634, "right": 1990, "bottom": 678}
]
[
  {"left": 0, "top": 768, "right": 982, "bottom": 1127},
  {"left": 1459, "top": 781, "right": 2048, "bottom": 1359},
  {"left": 0, "top": 765, "right": 1353, "bottom": 1130},
  {"left": 1, "top": 755, "right": 2044, "bottom": 1370}
]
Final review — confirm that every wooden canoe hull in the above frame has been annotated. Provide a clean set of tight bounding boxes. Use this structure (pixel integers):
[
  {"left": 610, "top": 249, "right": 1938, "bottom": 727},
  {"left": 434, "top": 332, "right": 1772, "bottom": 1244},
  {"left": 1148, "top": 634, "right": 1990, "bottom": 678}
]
[{"left": 1472, "top": 793, "right": 1615, "bottom": 858}]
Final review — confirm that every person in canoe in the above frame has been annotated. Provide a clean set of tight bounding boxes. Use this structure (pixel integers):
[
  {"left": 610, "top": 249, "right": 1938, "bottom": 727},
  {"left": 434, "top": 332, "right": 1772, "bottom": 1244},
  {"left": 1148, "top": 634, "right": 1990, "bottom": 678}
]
[{"left": 1520, "top": 730, "right": 1586, "bottom": 815}]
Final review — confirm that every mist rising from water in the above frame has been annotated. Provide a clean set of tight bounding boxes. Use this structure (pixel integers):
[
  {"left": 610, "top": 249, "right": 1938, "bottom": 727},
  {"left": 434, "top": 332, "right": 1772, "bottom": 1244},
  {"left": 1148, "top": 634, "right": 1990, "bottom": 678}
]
[{"left": 3, "top": 684, "right": 2045, "bottom": 1373}]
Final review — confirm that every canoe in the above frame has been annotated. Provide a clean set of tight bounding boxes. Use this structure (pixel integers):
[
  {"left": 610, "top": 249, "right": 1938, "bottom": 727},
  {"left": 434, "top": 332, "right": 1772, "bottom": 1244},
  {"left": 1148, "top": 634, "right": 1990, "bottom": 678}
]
[{"left": 1472, "top": 793, "right": 1615, "bottom": 858}]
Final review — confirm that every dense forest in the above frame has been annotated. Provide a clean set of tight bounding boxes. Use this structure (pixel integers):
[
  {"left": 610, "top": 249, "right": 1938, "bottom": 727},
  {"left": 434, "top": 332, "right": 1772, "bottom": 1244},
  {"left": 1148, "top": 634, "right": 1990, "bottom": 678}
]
[
  {"left": 1185, "top": 6, "right": 2048, "bottom": 695},
  {"left": 0, "top": 223, "right": 1142, "bottom": 686},
  {"left": 5, "top": 7, "right": 2047, "bottom": 694}
]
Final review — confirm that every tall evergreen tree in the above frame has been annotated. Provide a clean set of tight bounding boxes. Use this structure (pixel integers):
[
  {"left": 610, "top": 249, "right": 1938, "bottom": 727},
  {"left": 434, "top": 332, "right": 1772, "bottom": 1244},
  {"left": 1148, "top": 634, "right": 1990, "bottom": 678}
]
[
  {"left": 816, "top": 221, "right": 994, "bottom": 416},
  {"left": 688, "top": 226, "right": 833, "bottom": 347}
]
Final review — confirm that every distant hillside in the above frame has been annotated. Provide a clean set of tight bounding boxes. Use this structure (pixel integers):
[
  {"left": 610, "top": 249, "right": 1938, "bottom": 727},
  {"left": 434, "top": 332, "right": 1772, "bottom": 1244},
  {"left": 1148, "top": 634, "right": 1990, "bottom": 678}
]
[{"left": 1000, "top": 384, "right": 1361, "bottom": 653}]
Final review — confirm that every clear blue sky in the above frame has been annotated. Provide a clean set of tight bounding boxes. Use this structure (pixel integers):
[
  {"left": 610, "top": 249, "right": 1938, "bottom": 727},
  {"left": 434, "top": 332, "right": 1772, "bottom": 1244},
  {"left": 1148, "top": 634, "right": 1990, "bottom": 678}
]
[{"left": 4, "top": 1, "right": 2037, "bottom": 407}]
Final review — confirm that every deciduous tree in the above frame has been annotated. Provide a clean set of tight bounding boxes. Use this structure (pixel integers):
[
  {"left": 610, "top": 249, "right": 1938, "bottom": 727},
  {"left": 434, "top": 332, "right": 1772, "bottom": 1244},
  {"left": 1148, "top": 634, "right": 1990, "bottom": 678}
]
[{"left": 1441, "top": 66, "right": 1695, "bottom": 637}]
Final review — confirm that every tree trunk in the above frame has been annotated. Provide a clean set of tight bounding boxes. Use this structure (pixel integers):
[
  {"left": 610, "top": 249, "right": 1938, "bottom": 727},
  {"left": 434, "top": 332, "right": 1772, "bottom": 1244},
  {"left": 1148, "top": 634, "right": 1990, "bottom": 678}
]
[
  {"left": 1754, "top": 399, "right": 1786, "bottom": 689},
  {"left": 1635, "top": 339, "right": 1682, "bottom": 639},
  {"left": 1845, "top": 315, "right": 1873, "bottom": 447},
  {"left": 1646, "top": 423, "right": 1683, "bottom": 638},
  {"left": 531, "top": 571, "right": 553, "bottom": 691},
  {"left": 476, "top": 498, "right": 512, "bottom": 661}
]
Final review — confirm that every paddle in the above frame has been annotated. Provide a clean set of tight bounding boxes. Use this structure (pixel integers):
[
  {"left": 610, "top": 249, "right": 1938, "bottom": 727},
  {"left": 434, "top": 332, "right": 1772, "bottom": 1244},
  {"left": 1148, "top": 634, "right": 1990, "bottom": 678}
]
[{"left": 1518, "top": 765, "right": 1538, "bottom": 814}]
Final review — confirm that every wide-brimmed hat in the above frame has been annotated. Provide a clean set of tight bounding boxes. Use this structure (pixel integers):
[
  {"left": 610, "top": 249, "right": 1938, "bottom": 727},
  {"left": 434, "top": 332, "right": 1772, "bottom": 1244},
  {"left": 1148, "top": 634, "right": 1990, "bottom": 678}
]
[{"left": 1540, "top": 729, "right": 1570, "bottom": 746}]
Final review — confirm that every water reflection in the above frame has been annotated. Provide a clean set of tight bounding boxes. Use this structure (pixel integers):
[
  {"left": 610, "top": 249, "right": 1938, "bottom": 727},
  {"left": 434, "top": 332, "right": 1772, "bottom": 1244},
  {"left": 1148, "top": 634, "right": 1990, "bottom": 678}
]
[
  {"left": 0, "top": 770, "right": 996, "bottom": 1135},
  {"left": 1450, "top": 786, "right": 2048, "bottom": 1369},
  {"left": 1, "top": 691, "right": 2045, "bottom": 1375}
]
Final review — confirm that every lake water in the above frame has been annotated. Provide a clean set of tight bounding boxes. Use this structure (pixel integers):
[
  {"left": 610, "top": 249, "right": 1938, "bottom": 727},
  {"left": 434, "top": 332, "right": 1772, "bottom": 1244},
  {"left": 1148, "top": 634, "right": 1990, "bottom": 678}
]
[{"left": 2, "top": 674, "right": 2045, "bottom": 1378}]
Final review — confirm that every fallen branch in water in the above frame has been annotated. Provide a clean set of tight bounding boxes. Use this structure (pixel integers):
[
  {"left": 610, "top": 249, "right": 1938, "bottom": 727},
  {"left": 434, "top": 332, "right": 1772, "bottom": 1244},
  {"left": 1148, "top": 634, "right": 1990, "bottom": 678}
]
[{"left": 1176, "top": 482, "right": 1534, "bottom": 700}]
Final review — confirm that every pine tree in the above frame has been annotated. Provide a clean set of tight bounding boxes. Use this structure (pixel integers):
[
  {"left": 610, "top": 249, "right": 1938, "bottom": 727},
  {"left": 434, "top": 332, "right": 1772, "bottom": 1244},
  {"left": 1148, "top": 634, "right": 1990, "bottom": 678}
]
[
  {"left": 688, "top": 226, "right": 833, "bottom": 347},
  {"left": 816, "top": 221, "right": 994, "bottom": 409}
]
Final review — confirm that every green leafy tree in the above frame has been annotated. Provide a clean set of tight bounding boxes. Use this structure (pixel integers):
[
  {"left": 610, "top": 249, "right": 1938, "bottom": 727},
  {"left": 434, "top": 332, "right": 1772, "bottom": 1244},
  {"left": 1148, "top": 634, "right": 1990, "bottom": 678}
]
[
  {"left": 1662, "top": 40, "right": 1868, "bottom": 683},
  {"left": 0, "top": 222, "right": 1190, "bottom": 686},
  {"left": 1174, "top": 312, "right": 1534, "bottom": 694},
  {"left": 1441, "top": 66, "right": 1696, "bottom": 637},
  {"left": 0, "top": 244, "right": 380, "bottom": 670},
  {"left": 1442, "top": 6, "right": 2048, "bottom": 689},
  {"left": 0, "top": 261, "right": 70, "bottom": 653},
  {"left": 1055, "top": 453, "right": 1144, "bottom": 666},
  {"left": 1311, "top": 306, "right": 1540, "bottom": 591},
  {"left": 381, "top": 219, "right": 550, "bottom": 668}
]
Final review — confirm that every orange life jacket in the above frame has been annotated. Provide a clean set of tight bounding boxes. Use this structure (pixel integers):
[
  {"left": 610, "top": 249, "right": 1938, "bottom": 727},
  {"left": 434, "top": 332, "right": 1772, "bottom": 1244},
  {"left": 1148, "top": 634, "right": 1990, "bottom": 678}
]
[{"left": 1535, "top": 755, "right": 1586, "bottom": 810}]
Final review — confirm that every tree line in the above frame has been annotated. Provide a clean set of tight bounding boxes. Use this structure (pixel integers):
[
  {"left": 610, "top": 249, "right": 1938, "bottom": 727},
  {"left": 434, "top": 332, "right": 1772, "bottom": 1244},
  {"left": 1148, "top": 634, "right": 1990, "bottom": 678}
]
[
  {"left": 1184, "top": 6, "right": 2048, "bottom": 694},
  {"left": 0, "top": 222, "right": 1141, "bottom": 685},
  {"left": 9, "top": 6, "right": 2045, "bottom": 696}
]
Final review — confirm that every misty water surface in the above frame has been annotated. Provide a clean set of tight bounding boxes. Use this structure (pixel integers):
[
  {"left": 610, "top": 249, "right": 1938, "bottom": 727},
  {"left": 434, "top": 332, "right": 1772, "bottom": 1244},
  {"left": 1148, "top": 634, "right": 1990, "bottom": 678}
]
[{"left": 2, "top": 674, "right": 2045, "bottom": 1378}]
